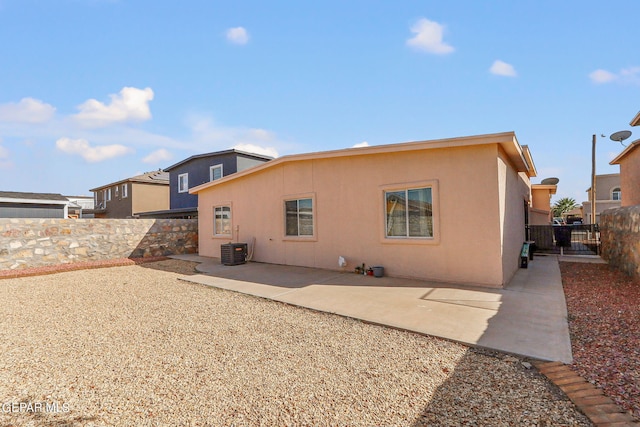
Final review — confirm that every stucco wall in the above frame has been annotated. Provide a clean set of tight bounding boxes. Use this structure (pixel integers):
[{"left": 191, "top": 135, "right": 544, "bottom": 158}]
[
  {"left": 600, "top": 206, "right": 640, "bottom": 279},
  {"left": 0, "top": 218, "right": 198, "bottom": 270},
  {"left": 619, "top": 148, "right": 640, "bottom": 207},
  {"left": 198, "top": 144, "right": 524, "bottom": 287},
  {"left": 132, "top": 183, "right": 170, "bottom": 215},
  {"left": 497, "top": 149, "right": 530, "bottom": 286}
]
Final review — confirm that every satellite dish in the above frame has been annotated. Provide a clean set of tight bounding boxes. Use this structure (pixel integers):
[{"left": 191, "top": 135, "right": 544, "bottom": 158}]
[
  {"left": 610, "top": 130, "right": 632, "bottom": 146},
  {"left": 541, "top": 177, "right": 559, "bottom": 185}
]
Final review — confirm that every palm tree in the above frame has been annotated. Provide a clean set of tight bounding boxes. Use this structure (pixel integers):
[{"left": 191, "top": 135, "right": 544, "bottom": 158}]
[{"left": 552, "top": 197, "right": 578, "bottom": 217}]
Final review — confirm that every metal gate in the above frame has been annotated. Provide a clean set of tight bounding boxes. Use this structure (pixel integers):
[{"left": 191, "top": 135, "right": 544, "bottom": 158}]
[{"left": 526, "top": 224, "right": 600, "bottom": 255}]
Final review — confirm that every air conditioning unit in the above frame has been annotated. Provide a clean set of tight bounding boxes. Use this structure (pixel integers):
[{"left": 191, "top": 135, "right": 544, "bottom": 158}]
[{"left": 221, "top": 243, "right": 248, "bottom": 266}]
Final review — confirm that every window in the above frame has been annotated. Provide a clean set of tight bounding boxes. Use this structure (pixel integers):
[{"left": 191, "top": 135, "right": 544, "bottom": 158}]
[
  {"left": 210, "top": 164, "right": 223, "bottom": 181},
  {"left": 612, "top": 187, "right": 621, "bottom": 201},
  {"left": 104, "top": 188, "right": 111, "bottom": 202},
  {"left": 285, "top": 198, "right": 314, "bottom": 236},
  {"left": 178, "top": 173, "right": 189, "bottom": 193},
  {"left": 214, "top": 206, "right": 232, "bottom": 235},
  {"left": 122, "top": 184, "right": 128, "bottom": 198},
  {"left": 115, "top": 185, "right": 119, "bottom": 198},
  {"left": 385, "top": 187, "right": 433, "bottom": 238}
]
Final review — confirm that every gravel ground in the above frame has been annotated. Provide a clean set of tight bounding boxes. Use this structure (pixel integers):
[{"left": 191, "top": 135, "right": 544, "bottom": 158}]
[
  {"left": 560, "top": 261, "right": 640, "bottom": 420},
  {"left": 0, "top": 260, "right": 592, "bottom": 426}
]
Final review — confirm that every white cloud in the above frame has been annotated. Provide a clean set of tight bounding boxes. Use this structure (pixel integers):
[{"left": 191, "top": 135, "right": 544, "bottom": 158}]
[
  {"left": 185, "top": 114, "right": 284, "bottom": 157},
  {"left": 589, "top": 69, "right": 617, "bottom": 84},
  {"left": 56, "top": 137, "right": 133, "bottom": 162},
  {"left": 0, "top": 97, "right": 56, "bottom": 123},
  {"left": 589, "top": 67, "right": 640, "bottom": 85},
  {"left": 226, "top": 27, "right": 249, "bottom": 45},
  {"left": 490, "top": 60, "right": 517, "bottom": 77},
  {"left": 142, "top": 148, "right": 173, "bottom": 164},
  {"left": 232, "top": 143, "right": 278, "bottom": 158},
  {"left": 353, "top": 141, "right": 369, "bottom": 148},
  {"left": 406, "top": 18, "right": 454, "bottom": 54},
  {"left": 73, "top": 87, "right": 154, "bottom": 128}
]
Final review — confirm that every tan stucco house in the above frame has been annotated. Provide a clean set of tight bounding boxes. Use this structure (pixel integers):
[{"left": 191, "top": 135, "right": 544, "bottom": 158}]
[
  {"left": 191, "top": 132, "right": 537, "bottom": 288},
  {"left": 529, "top": 183, "right": 557, "bottom": 225},
  {"left": 90, "top": 171, "right": 169, "bottom": 218},
  {"left": 609, "top": 111, "right": 640, "bottom": 207},
  {"left": 582, "top": 173, "right": 622, "bottom": 224}
]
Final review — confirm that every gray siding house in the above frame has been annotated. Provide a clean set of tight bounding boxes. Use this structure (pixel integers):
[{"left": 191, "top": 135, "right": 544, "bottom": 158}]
[{"left": 0, "top": 191, "right": 70, "bottom": 218}]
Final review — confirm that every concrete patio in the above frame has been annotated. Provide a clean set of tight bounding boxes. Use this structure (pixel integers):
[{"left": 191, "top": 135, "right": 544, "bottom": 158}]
[{"left": 174, "top": 253, "right": 574, "bottom": 363}]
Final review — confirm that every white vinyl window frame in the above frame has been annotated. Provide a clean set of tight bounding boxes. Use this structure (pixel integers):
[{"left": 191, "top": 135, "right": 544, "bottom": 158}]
[
  {"left": 379, "top": 180, "right": 439, "bottom": 245},
  {"left": 213, "top": 205, "right": 232, "bottom": 236},
  {"left": 104, "top": 188, "right": 111, "bottom": 202},
  {"left": 122, "top": 184, "right": 128, "bottom": 198},
  {"left": 283, "top": 193, "right": 317, "bottom": 241},
  {"left": 178, "top": 173, "right": 189, "bottom": 193},
  {"left": 612, "top": 187, "right": 621, "bottom": 201},
  {"left": 210, "top": 164, "right": 223, "bottom": 182}
]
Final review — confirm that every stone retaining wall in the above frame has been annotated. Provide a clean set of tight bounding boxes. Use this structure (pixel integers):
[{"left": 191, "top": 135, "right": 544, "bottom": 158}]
[
  {"left": 600, "top": 206, "right": 640, "bottom": 279},
  {"left": 0, "top": 218, "right": 198, "bottom": 270}
]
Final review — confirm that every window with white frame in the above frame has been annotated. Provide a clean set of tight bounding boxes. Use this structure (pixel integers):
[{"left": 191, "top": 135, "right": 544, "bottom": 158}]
[
  {"left": 385, "top": 187, "right": 433, "bottom": 238},
  {"left": 178, "top": 173, "right": 189, "bottom": 193},
  {"left": 285, "top": 198, "right": 314, "bottom": 236},
  {"left": 612, "top": 187, "right": 621, "bottom": 201},
  {"left": 213, "top": 206, "right": 232, "bottom": 235},
  {"left": 104, "top": 188, "right": 111, "bottom": 202},
  {"left": 210, "top": 164, "right": 223, "bottom": 182},
  {"left": 115, "top": 185, "right": 119, "bottom": 198},
  {"left": 122, "top": 184, "right": 128, "bottom": 198}
]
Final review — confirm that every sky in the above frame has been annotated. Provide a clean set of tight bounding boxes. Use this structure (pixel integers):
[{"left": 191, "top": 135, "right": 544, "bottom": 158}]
[{"left": 0, "top": 0, "right": 638, "bottom": 203}]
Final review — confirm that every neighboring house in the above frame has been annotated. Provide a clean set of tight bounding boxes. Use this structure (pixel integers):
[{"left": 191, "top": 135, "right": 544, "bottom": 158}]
[
  {"left": 0, "top": 191, "right": 70, "bottom": 218},
  {"left": 90, "top": 171, "right": 169, "bottom": 218},
  {"left": 529, "top": 183, "right": 557, "bottom": 225},
  {"left": 582, "top": 173, "right": 622, "bottom": 224},
  {"left": 609, "top": 111, "right": 640, "bottom": 206},
  {"left": 65, "top": 195, "right": 95, "bottom": 218},
  {"left": 143, "top": 149, "right": 273, "bottom": 219},
  {"left": 191, "top": 132, "right": 537, "bottom": 288}
]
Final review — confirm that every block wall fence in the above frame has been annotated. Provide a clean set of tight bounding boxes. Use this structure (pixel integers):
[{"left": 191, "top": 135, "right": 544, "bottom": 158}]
[
  {"left": 0, "top": 218, "right": 198, "bottom": 270},
  {"left": 600, "top": 205, "right": 640, "bottom": 280}
]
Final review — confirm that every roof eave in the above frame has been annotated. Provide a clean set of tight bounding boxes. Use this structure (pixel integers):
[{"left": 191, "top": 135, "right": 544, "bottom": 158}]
[
  {"left": 190, "top": 132, "right": 532, "bottom": 194},
  {"left": 610, "top": 139, "right": 640, "bottom": 165}
]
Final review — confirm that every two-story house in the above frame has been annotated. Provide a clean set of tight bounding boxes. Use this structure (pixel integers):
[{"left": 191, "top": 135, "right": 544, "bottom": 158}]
[
  {"left": 139, "top": 149, "right": 272, "bottom": 218},
  {"left": 90, "top": 170, "right": 169, "bottom": 218},
  {"left": 582, "top": 173, "right": 622, "bottom": 224}
]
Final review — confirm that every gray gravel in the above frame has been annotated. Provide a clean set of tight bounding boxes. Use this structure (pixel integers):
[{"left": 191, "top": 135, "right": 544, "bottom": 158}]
[{"left": 0, "top": 260, "right": 592, "bottom": 426}]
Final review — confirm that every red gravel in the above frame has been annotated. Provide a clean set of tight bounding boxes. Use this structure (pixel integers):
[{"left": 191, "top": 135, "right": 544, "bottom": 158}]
[
  {"left": 0, "top": 257, "right": 170, "bottom": 280},
  {"left": 560, "top": 261, "right": 640, "bottom": 420}
]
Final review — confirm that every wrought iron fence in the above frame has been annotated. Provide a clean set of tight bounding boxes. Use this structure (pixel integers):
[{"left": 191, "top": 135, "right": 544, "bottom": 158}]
[{"left": 526, "top": 224, "right": 600, "bottom": 255}]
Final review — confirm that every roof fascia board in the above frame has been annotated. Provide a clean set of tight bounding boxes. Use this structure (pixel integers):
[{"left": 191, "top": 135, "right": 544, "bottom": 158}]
[
  {"left": 610, "top": 139, "right": 640, "bottom": 165},
  {"left": 0, "top": 197, "right": 69, "bottom": 205}
]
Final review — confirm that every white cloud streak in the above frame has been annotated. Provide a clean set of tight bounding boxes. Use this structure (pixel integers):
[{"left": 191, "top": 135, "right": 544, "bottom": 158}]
[
  {"left": 142, "top": 148, "right": 173, "bottom": 164},
  {"left": 73, "top": 87, "right": 154, "bottom": 128},
  {"left": 353, "top": 141, "right": 369, "bottom": 148},
  {"left": 0, "top": 98, "right": 56, "bottom": 123},
  {"left": 490, "top": 60, "right": 517, "bottom": 77},
  {"left": 226, "top": 27, "right": 249, "bottom": 45},
  {"left": 590, "top": 67, "right": 640, "bottom": 85},
  {"left": 406, "top": 18, "right": 454, "bottom": 54},
  {"left": 56, "top": 137, "right": 133, "bottom": 162},
  {"left": 186, "top": 114, "right": 281, "bottom": 157}
]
